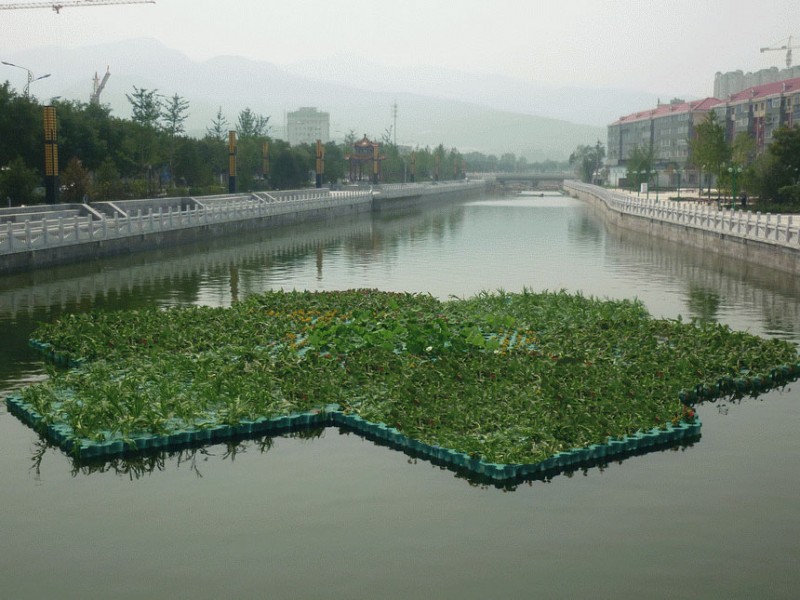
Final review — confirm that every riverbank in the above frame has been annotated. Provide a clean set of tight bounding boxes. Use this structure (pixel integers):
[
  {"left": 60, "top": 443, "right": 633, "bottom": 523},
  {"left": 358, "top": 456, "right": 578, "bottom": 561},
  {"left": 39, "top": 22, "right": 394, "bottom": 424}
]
[
  {"left": 0, "top": 180, "right": 486, "bottom": 275},
  {"left": 0, "top": 181, "right": 487, "bottom": 275},
  {"left": 564, "top": 181, "right": 800, "bottom": 276}
]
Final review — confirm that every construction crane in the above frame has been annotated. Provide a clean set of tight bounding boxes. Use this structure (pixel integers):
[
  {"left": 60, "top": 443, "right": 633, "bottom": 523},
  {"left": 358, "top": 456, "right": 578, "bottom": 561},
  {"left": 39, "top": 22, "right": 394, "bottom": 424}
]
[
  {"left": 90, "top": 65, "right": 109, "bottom": 105},
  {"left": 760, "top": 35, "right": 800, "bottom": 68},
  {"left": 0, "top": 1, "right": 155, "bottom": 14}
]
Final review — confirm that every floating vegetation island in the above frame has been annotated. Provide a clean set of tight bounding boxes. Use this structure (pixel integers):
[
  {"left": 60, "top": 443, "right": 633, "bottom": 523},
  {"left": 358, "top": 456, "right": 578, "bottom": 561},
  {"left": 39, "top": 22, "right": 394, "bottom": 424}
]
[{"left": 8, "top": 289, "right": 800, "bottom": 478}]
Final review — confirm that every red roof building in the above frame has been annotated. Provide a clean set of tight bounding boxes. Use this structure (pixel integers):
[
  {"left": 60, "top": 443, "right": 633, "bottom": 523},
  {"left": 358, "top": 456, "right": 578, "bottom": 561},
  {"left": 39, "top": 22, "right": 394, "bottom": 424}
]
[
  {"left": 606, "top": 76, "right": 800, "bottom": 185},
  {"left": 712, "top": 77, "right": 800, "bottom": 151}
]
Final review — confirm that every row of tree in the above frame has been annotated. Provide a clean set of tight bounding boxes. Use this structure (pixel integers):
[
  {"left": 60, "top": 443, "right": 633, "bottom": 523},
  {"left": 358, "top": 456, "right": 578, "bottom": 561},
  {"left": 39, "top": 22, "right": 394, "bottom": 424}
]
[
  {"left": 0, "top": 83, "right": 500, "bottom": 206},
  {"left": 616, "top": 112, "right": 799, "bottom": 204},
  {"left": 566, "top": 112, "right": 800, "bottom": 205},
  {"left": 689, "top": 112, "right": 800, "bottom": 203}
]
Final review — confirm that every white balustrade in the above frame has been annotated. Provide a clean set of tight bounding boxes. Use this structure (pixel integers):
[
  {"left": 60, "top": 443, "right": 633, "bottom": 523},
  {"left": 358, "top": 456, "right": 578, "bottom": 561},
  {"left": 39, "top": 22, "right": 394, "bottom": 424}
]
[
  {"left": 563, "top": 181, "right": 800, "bottom": 252},
  {"left": 0, "top": 183, "right": 489, "bottom": 256}
]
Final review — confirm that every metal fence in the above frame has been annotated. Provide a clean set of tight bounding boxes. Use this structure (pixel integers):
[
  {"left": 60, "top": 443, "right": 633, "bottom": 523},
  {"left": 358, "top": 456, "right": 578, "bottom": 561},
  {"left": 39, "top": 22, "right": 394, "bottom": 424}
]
[{"left": 564, "top": 181, "right": 800, "bottom": 250}]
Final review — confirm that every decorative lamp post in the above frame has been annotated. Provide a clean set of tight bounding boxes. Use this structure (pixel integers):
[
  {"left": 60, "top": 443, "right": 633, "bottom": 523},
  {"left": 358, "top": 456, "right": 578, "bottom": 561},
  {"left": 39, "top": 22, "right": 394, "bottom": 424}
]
[
  {"left": 1, "top": 61, "right": 50, "bottom": 97},
  {"left": 676, "top": 170, "right": 682, "bottom": 200}
]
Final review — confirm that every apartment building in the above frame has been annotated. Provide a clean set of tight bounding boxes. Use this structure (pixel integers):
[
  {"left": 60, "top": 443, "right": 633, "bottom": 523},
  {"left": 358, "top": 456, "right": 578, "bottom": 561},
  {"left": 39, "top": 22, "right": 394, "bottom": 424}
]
[
  {"left": 606, "top": 98, "right": 719, "bottom": 185},
  {"left": 606, "top": 76, "right": 800, "bottom": 184},
  {"left": 287, "top": 107, "right": 330, "bottom": 146},
  {"left": 712, "top": 76, "right": 800, "bottom": 151}
]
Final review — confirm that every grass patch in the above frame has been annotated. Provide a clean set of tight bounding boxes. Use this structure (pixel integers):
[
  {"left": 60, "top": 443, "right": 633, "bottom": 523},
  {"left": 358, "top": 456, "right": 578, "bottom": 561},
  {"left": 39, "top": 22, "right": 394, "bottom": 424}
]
[{"left": 16, "top": 289, "right": 800, "bottom": 465}]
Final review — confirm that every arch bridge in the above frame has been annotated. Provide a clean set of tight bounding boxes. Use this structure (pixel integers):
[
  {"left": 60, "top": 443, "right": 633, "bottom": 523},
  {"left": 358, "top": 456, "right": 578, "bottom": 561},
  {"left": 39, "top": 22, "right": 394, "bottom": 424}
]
[{"left": 473, "top": 172, "right": 572, "bottom": 190}]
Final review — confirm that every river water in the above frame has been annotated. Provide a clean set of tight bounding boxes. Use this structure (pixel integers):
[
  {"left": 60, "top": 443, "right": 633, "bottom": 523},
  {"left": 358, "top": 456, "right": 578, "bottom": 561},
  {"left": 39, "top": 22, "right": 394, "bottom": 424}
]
[{"left": 1, "top": 192, "right": 798, "bottom": 598}]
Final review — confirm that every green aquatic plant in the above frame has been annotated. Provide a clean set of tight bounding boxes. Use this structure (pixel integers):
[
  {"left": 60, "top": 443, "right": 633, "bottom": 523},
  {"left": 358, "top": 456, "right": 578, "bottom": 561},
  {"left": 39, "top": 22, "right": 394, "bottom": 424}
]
[{"left": 14, "top": 289, "right": 800, "bottom": 465}]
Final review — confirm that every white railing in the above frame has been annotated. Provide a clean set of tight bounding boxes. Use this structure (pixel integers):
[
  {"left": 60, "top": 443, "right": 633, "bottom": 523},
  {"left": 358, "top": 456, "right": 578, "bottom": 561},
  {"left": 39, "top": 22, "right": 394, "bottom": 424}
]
[
  {"left": 563, "top": 181, "right": 800, "bottom": 250},
  {"left": 0, "top": 189, "right": 373, "bottom": 255},
  {"left": 375, "top": 180, "right": 486, "bottom": 199}
]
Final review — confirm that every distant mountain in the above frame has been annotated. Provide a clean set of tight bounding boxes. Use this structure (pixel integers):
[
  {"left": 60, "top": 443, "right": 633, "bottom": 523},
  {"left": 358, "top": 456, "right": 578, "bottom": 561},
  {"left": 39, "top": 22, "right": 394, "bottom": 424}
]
[
  {"left": 5, "top": 38, "right": 620, "bottom": 160},
  {"left": 284, "top": 57, "right": 666, "bottom": 127}
]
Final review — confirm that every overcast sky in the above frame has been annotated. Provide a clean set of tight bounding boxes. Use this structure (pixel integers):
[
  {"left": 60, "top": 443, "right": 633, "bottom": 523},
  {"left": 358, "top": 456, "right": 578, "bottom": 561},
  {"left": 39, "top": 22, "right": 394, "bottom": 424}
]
[{"left": 1, "top": 0, "right": 798, "bottom": 97}]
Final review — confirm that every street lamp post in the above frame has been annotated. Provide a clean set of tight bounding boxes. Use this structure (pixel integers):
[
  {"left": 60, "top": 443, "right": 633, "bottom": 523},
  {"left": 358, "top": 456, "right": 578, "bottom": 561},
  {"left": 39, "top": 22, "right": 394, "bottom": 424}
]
[
  {"left": 1, "top": 61, "right": 50, "bottom": 97},
  {"left": 728, "top": 164, "right": 742, "bottom": 207},
  {"left": 702, "top": 164, "right": 709, "bottom": 200},
  {"left": 676, "top": 170, "right": 682, "bottom": 200},
  {"left": 654, "top": 168, "right": 659, "bottom": 201}
]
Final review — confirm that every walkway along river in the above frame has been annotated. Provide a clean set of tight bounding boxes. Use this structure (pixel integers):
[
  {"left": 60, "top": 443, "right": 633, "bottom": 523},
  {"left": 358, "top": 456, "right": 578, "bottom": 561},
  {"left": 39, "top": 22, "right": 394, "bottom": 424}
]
[
  {"left": 0, "top": 190, "right": 798, "bottom": 598},
  {"left": 564, "top": 180, "right": 800, "bottom": 275}
]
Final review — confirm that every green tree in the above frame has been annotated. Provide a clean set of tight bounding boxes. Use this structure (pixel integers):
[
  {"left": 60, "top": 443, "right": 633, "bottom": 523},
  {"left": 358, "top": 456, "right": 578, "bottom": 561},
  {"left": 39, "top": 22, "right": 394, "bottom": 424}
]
[
  {"left": 270, "top": 139, "right": 312, "bottom": 189},
  {"left": 236, "top": 108, "right": 269, "bottom": 139},
  {"left": 206, "top": 106, "right": 229, "bottom": 142},
  {"left": 768, "top": 126, "right": 800, "bottom": 203},
  {"left": 625, "top": 145, "right": 654, "bottom": 191},
  {"left": 690, "top": 112, "right": 730, "bottom": 199},
  {"left": 323, "top": 141, "right": 344, "bottom": 184},
  {"left": 162, "top": 93, "right": 189, "bottom": 138},
  {"left": 731, "top": 131, "right": 757, "bottom": 167},
  {"left": 126, "top": 86, "right": 161, "bottom": 128},
  {"left": 161, "top": 93, "right": 190, "bottom": 188},
  {"left": 569, "top": 142, "right": 605, "bottom": 184},
  {"left": 93, "top": 157, "right": 123, "bottom": 201},
  {"left": 0, "top": 156, "right": 41, "bottom": 205},
  {"left": 0, "top": 82, "right": 42, "bottom": 174},
  {"left": 60, "top": 157, "right": 91, "bottom": 203},
  {"left": 498, "top": 152, "right": 517, "bottom": 173},
  {"left": 126, "top": 86, "right": 162, "bottom": 194}
]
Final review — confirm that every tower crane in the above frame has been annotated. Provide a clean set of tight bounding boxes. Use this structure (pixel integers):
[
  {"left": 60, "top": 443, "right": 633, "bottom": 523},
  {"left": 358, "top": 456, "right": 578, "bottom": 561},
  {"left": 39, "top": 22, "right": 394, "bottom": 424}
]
[
  {"left": 760, "top": 35, "right": 800, "bottom": 68},
  {"left": 0, "top": 1, "right": 155, "bottom": 14},
  {"left": 90, "top": 65, "right": 109, "bottom": 105}
]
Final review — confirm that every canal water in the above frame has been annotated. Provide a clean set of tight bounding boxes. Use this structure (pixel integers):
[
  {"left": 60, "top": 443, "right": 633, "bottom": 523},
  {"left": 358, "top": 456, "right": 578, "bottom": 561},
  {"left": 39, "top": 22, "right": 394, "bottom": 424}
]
[{"left": 1, "top": 193, "right": 798, "bottom": 598}]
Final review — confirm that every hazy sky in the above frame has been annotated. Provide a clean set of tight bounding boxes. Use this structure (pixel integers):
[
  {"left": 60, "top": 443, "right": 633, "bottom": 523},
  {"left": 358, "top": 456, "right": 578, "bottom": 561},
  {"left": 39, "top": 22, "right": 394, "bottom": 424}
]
[{"left": 1, "top": 0, "right": 798, "bottom": 97}]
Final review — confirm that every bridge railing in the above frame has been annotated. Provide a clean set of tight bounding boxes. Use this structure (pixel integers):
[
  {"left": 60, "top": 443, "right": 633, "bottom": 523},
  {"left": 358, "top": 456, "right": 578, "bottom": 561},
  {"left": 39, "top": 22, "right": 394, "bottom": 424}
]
[
  {"left": 564, "top": 181, "right": 800, "bottom": 250},
  {"left": 0, "top": 189, "right": 373, "bottom": 255}
]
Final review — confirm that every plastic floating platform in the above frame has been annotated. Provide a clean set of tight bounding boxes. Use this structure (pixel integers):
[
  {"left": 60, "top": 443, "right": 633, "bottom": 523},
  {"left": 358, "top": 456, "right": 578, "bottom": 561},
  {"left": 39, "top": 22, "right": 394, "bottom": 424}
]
[
  {"left": 5, "top": 394, "right": 701, "bottom": 482},
  {"left": 13, "top": 339, "right": 800, "bottom": 484}
]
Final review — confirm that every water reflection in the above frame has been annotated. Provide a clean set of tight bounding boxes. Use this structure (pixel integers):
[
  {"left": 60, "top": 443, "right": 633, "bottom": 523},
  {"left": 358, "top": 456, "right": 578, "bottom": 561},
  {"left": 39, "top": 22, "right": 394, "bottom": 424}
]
[
  {"left": 26, "top": 428, "right": 331, "bottom": 480},
  {"left": 22, "top": 418, "right": 699, "bottom": 491},
  {"left": 686, "top": 285, "right": 722, "bottom": 322},
  {"left": 592, "top": 205, "right": 800, "bottom": 341},
  {"left": 2, "top": 192, "right": 800, "bottom": 486}
]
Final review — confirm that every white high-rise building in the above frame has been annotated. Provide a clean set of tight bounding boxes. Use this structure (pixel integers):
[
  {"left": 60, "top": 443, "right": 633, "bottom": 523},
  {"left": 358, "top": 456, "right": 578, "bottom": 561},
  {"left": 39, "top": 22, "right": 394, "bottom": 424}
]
[{"left": 287, "top": 107, "right": 330, "bottom": 146}]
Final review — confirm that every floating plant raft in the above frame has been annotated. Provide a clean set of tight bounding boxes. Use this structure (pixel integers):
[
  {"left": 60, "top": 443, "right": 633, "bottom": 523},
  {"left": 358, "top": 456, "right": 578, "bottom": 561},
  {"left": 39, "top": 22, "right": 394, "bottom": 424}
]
[{"left": 8, "top": 289, "right": 800, "bottom": 479}]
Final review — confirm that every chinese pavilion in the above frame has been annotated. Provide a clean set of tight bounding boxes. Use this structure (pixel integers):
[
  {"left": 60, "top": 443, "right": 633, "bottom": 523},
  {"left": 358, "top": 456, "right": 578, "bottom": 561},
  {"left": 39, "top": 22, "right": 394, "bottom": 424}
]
[{"left": 347, "top": 135, "right": 384, "bottom": 184}]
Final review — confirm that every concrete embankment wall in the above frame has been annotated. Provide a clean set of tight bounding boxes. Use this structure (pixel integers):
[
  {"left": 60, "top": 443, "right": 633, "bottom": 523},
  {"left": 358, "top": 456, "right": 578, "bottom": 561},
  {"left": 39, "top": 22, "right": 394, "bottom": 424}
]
[
  {"left": 564, "top": 182, "right": 800, "bottom": 277},
  {"left": 372, "top": 181, "right": 485, "bottom": 211},
  {"left": 0, "top": 181, "right": 488, "bottom": 275},
  {"left": 0, "top": 196, "right": 371, "bottom": 276}
]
